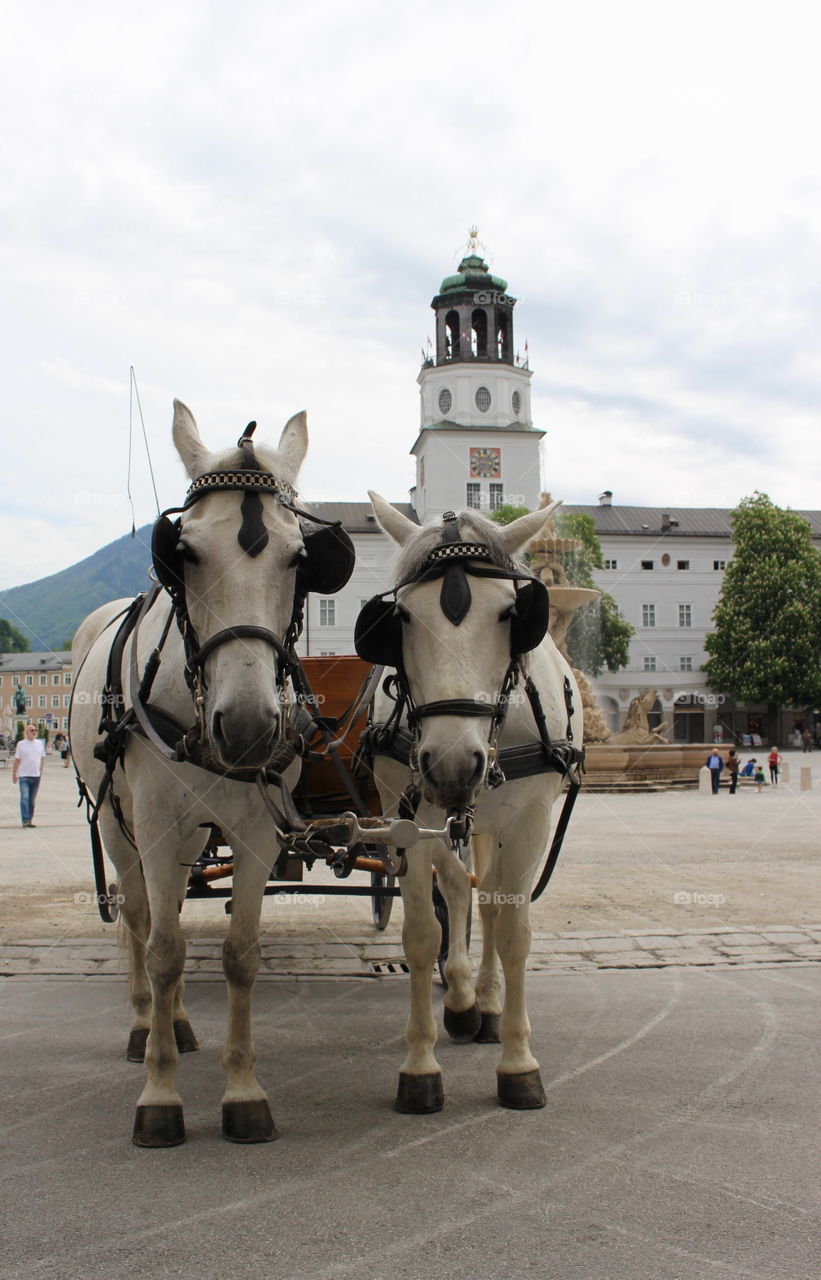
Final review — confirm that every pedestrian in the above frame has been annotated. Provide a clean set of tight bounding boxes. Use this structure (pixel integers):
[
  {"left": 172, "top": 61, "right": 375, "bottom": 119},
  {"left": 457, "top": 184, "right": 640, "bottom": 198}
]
[
  {"left": 705, "top": 748, "right": 724, "bottom": 794},
  {"left": 802, "top": 729, "right": 812, "bottom": 753},
  {"left": 754, "top": 763, "right": 766, "bottom": 793},
  {"left": 725, "top": 748, "right": 740, "bottom": 794},
  {"left": 740, "top": 757, "right": 756, "bottom": 778},
  {"left": 12, "top": 723, "right": 45, "bottom": 827},
  {"left": 54, "top": 731, "right": 70, "bottom": 767},
  {"left": 767, "top": 747, "right": 783, "bottom": 785}
]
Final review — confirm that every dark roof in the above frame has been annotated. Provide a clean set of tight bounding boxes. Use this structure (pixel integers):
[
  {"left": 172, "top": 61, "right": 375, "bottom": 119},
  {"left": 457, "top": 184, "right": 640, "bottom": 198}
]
[
  {"left": 562, "top": 505, "right": 821, "bottom": 539},
  {"left": 300, "top": 500, "right": 418, "bottom": 535}
]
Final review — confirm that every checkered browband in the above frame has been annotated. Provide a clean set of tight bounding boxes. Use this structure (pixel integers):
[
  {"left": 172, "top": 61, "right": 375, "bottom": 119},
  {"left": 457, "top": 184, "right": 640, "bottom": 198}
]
[
  {"left": 185, "top": 470, "right": 298, "bottom": 506},
  {"left": 420, "top": 542, "right": 493, "bottom": 569}
]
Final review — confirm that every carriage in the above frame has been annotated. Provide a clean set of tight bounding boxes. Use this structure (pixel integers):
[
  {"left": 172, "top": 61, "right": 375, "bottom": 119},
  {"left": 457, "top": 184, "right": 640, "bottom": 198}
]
[{"left": 70, "top": 402, "right": 584, "bottom": 1146}]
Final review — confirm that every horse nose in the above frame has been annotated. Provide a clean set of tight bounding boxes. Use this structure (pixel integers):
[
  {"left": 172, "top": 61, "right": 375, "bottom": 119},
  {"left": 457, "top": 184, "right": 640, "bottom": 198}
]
[
  {"left": 212, "top": 707, "right": 279, "bottom": 768},
  {"left": 419, "top": 748, "right": 485, "bottom": 809}
]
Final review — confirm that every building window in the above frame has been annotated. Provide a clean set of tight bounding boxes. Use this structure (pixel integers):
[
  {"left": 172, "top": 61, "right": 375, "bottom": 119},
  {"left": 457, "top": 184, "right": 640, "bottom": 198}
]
[
  {"left": 25, "top": 695, "right": 32, "bottom": 708},
  {"left": 679, "top": 656, "right": 693, "bottom": 671},
  {"left": 511, "top": 390, "right": 521, "bottom": 415},
  {"left": 38, "top": 695, "right": 46, "bottom": 708},
  {"left": 25, "top": 675, "right": 33, "bottom": 686},
  {"left": 677, "top": 560, "right": 690, "bottom": 570},
  {"left": 63, "top": 694, "right": 71, "bottom": 707},
  {"left": 641, "top": 560, "right": 654, "bottom": 570},
  {"left": 64, "top": 673, "right": 71, "bottom": 686},
  {"left": 52, "top": 674, "right": 60, "bottom": 685},
  {"left": 489, "top": 484, "right": 504, "bottom": 511},
  {"left": 713, "top": 559, "right": 726, "bottom": 570},
  {"left": 438, "top": 388, "right": 452, "bottom": 416},
  {"left": 319, "top": 599, "right": 335, "bottom": 626},
  {"left": 319, "top": 651, "right": 336, "bottom": 656},
  {"left": 39, "top": 674, "right": 47, "bottom": 686},
  {"left": 474, "top": 386, "right": 492, "bottom": 413},
  {"left": 642, "top": 604, "right": 656, "bottom": 627},
  {"left": 643, "top": 656, "right": 657, "bottom": 672},
  {"left": 678, "top": 604, "right": 693, "bottom": 627},
  {"left": 603, "top": 559, "right": 618, "bottom": 570},
  {"left": 466, "top": 483, "right": 481, "bottom": 509}
]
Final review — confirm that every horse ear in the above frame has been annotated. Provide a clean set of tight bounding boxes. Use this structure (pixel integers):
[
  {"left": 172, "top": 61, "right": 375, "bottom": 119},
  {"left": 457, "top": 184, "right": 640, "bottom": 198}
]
[
  {"left": 277, "top": 410, "right": 308, "bottom": 481},
  {"left": 496, "top": 500, "right": 563, "bottom": 557},
  {"left": 172, "top": 400, "right": 210, "bottom": 479},
  {"left": 368, "top": 491, "right": 418, "bottom": 546}
]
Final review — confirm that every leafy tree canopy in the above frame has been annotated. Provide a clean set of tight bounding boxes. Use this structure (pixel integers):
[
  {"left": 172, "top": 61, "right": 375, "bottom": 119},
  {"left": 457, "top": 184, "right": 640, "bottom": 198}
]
[
  {"left": 490, "top": 504, "right": 530, "bottom": 527},
  {"left": 555, "top": 511, "right": 634, "bottom": 676},
  {"left": 0, "top": 619, "right": 30, "bottom": 652},
  {"left": 704, "top": 492, "right": 821, "bottom": 707}
]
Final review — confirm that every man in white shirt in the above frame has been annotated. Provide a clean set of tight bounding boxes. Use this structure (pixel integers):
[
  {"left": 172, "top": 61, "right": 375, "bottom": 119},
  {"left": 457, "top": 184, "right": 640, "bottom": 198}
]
[{"left": 12, "top": 724, "right": 46, "bottom": 827}]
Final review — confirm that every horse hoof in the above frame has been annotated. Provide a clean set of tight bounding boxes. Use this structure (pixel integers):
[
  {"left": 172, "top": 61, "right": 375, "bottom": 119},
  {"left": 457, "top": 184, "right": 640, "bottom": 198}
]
[
  {"left": 443, "top": 1001, "right": 482, "bottom": 1043},
  {"left": 395, "top": 1072, "right": 444, "bottom": 1114},
  {"left": 173, "top": 1020, "right": 199, "bottom": 1054},
  {"left": 126, "top": 1028, "right": 148, "bottom": 1062},
  {"left": 473, "top": 1012, "right": 501, "bottom": 1044},
  {"left": 132, "top": 1104, "right": 186, "bottom": 1147},
  {"left": 222, "top": 1100, "right": 278, "bottom": 1143},
  {"left": 497, "top": 1069, "right": 546, "bottom": 1110}
]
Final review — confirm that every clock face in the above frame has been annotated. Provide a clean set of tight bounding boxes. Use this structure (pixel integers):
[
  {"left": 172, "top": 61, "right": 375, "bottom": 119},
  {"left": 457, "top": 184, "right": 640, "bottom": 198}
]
[{"left": 470, "top": 447, "right": 501, "bottom": 478}]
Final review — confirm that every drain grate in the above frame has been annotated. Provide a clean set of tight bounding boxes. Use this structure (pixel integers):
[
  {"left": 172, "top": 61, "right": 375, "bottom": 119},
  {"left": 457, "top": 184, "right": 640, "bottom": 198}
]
[{"left": 369, "top": 960, "right": 410, "bottom": 977}]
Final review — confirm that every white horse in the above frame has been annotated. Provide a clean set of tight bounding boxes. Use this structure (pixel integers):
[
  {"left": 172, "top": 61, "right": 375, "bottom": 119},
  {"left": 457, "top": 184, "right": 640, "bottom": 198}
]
[
  {"left": 355, "top": 496, "right": 583, "bottom": 1114},
  {"left": 70, "top": 401, "right": 352, "bottom": 1147}
]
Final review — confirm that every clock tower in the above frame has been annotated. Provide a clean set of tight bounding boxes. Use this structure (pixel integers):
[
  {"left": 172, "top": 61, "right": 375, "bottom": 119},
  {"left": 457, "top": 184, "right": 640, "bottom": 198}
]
[{"left": 411, "top": 229, "right": 544, "bottom": 522}]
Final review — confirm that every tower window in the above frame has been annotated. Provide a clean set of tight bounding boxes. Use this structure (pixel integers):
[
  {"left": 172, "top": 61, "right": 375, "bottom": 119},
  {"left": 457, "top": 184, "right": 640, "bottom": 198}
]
[
  {"left": 475, "top": 386, "right": 491, "bottom": 413},
  {"left": 471, "top": 309, "right": 488, "bottom": 357},
  {"left": 319, "top": 599, "right": 335, "bottom": 626},
  {"left": 489, "top": 484, "right": 503, "bottom": 511},
  {"left": 438, "top": 388, "right": 452, "bottom": 416},
  {"left": 466, "top": 483, "right": 481, "bottom": 509},
  {"left": 496, "top": 312, "right": 510, "bottom": 361},
  {"left": 445, "top": 311, "right": 460, "bottom": 360},
  {"left": 511, "top": 390, "right": 521, "bottom": 415}
]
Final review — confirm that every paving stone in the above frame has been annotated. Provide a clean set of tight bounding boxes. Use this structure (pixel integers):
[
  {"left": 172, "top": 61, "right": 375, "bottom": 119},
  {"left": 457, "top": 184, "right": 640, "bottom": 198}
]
[{"left": 761, "top": 930, "right": 812, "bottom": 943}]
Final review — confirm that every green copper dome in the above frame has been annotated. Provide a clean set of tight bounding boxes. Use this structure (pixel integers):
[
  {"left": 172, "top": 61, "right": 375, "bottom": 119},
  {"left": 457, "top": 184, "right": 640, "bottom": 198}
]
[{"left": 438, "top": 253, "right": 508, "bottom": 295}]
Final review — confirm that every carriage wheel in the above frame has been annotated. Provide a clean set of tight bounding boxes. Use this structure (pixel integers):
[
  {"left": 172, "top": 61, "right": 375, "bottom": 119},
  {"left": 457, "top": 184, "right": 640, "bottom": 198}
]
[
  {"left": 433, "top": 883, "right": 472, "bottom": 988},
  {"left": 370, "top": 871, "right": 395, "bottom": 930}
]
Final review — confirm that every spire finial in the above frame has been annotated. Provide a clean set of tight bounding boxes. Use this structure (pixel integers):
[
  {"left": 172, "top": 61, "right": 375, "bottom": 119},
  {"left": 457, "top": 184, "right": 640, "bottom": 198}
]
[{"left": 468, "top": 224, "right": 479, "bottom": 254}]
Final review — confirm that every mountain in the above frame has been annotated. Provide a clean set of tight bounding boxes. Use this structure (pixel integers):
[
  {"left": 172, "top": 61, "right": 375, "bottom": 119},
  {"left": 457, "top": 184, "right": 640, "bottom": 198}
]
[{"left": 0, "top": 525, "right": 154, "bottom": 651}]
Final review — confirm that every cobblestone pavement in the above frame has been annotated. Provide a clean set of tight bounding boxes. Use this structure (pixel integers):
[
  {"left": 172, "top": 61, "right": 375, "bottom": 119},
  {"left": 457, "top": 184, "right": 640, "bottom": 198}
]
[{"left": 3, "top": 922, "right": 820, "bottom": 979}]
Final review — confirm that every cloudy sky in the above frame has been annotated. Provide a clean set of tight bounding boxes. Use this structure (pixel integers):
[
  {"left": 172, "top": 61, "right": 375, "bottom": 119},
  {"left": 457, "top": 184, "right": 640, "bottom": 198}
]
[{"left": 1, "top": 0, "right": 819, "bottom": 589}]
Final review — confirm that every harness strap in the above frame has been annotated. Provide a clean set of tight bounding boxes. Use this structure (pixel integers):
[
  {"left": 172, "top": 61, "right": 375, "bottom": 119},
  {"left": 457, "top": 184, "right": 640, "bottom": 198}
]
[{"left": 408, "top": 699, "right": 499, "bottom": 724}]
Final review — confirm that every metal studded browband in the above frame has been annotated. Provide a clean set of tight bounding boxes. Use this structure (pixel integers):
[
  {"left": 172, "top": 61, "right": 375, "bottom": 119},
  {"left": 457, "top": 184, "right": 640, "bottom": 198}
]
[{"left": 184, "top": 470, "right": 298, "bottom": 506}]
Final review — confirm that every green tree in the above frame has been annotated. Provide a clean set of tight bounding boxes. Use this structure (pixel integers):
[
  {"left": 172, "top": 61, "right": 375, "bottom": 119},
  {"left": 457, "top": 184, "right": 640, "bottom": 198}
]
[
  {"left": 0, "top": 619, "right": 30, "bottom": 652},
  {"left": 704, "top": 492, "right": 821, "bottom": 740},
  {"left": 556, "top": 511, "right": 634, "bottom": 676},
  {"left": 490, "top": 504, "right": 530, "bottom": 526}
]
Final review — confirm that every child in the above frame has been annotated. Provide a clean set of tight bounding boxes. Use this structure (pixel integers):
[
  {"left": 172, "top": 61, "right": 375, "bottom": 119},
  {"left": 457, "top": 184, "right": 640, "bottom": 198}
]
[{"left": 754, "top": 763, "right": 766, "bottom": 793}]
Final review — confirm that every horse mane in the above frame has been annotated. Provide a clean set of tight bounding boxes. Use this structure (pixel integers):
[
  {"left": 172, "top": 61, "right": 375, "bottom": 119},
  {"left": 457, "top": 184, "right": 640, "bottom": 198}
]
[
  {"left": 394, "top": 509, "right": 521, "bottom": 582},
  {"left": 191, "top": 443, "right": 298, "bottom": 487}
]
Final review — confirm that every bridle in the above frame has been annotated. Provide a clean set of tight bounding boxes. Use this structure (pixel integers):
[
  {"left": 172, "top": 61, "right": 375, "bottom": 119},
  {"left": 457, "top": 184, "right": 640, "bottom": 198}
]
[{"left": 355, "top": 511, "right": 565, "bottom": 842}]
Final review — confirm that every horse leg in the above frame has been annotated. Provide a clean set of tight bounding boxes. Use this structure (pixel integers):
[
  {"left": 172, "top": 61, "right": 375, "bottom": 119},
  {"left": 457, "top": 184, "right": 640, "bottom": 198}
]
[
  {"left": 171, "top": 860, "right": 199, "bottom": 1056},
  {"left": 396, "top": 838, "right": 444, "bottom": 1113},
  {"left": 131, "top": 834, "right": 195, "bottom": 1148},
  {"left": 433, "top": 847, "right": 481, "bottom": 1043},
  {"left": 220, "top": 848, "right": 276, "bottom": 1143},
  {"left": 97, "top": 809, "right": 153, "bottom": 1063},
  {"left": 492, "top": 805, "right": 549, "bottom": 1110},
  {"left": 472, "top": 833, "right": 502, "bottom": 1044}
]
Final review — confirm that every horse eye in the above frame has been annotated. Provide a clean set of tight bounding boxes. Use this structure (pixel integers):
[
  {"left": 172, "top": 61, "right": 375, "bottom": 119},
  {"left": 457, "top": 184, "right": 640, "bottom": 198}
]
[
  {"left": 178, "top": 541, "right": 199, "bottom": 565},
  {"left": 396, "top": 604, "right": 411, "bottom": 624},
  {"left": 289, "top": 546, "right": 308, "bottom": 568},
  {"left": 499, "top": 603, "right": 516, "bottom": 622}
]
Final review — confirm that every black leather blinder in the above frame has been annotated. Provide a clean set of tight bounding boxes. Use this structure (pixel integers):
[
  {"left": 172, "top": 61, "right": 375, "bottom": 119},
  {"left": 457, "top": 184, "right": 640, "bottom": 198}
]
[
  {"left": 297, "top": 523, "right": 356, "bottom": 596},
  {"left": 151, "top": 515, "right": 184, "bottom": 595},
  {"left": 507, "top": 579, "right": 550, "bottom": 655},
  {"left": 354, "top": 596, "right": 402, "bottom": 667}
]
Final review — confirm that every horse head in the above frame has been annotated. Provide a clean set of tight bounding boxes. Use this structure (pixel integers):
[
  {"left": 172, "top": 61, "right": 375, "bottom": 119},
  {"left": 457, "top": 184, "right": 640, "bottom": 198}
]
[
  {"left": 161, "top": 400, "right": 309, "bottom": 771},
  {"left": 361, "top": 493, "right": 558, "bottom": 812}
]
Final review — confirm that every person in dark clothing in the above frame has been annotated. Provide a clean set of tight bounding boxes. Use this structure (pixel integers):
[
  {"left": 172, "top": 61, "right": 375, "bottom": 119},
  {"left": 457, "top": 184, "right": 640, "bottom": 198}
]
[
  {"left": 725, "top": 748, "right": 740, "bottom": 794},
  {"left": 705, "top": 750, "right": 723, "bottom": 794}
]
